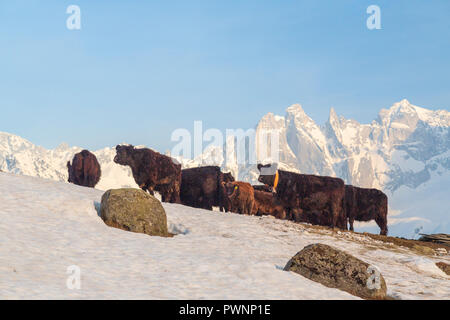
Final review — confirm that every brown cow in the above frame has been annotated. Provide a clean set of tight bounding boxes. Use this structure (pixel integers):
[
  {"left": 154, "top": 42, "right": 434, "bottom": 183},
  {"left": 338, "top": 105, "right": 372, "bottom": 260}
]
[
  {"left": 180, "top": 166, "right": 234, "bottom": 211},
  {"left": 345, "top": 185, "right": 388, "bottom": 235},
  {"left": 114, "top": 145, "right": 181, "bottom": 203},
  {"left": 257, "top": 163, "right": 346, "bottom": 230},
  {"left": 67, "top": 150, "right": 101, "bottom": 188},
  {"left": 252, "top": 189, "right": 286, "bottom": 219},
  {"left": 223, "top": 181, "right": 254, "bottom": 215}
]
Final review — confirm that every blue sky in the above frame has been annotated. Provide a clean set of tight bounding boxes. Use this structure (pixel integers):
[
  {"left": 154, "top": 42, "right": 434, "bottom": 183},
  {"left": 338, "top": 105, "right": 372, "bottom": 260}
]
[{"left": 0, "top": 0, "right": 449, "bottom": 152}]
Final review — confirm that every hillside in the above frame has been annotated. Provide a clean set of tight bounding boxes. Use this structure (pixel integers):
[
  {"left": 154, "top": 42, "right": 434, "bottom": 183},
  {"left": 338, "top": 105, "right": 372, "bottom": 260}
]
[
  {"left": 0, "top": 172, "right": 449, "bottom": 299},
  {"left": 0, "top": 99, "right": 449, "bottom": 238}
]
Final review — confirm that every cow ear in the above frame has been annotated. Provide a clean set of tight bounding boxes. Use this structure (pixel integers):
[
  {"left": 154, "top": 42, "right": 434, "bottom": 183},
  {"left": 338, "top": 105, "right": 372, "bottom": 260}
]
[{"left": 257, "top": 164, "right": 263, "bottom": 171}]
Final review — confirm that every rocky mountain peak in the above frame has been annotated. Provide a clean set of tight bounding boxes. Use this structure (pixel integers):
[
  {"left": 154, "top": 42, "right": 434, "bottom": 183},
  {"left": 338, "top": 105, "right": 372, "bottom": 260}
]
[{"left": 285, "top": 104, "right": 315, "bottom": 127}]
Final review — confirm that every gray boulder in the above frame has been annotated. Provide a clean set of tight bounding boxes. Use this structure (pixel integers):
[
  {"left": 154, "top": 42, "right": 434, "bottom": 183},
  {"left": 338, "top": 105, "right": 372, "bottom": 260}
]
[
  {"left": 100, "top": 188, "right": 169, "bottom": 237},
  {"left": 284, "top": 243, "right": 387, "bottom": 299}
]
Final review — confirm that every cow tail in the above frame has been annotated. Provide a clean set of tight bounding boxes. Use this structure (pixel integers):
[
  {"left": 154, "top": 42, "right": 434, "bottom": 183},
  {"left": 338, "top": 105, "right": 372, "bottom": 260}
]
[{"left": 217, "top": 171, "right": 223, "bottom": 210}]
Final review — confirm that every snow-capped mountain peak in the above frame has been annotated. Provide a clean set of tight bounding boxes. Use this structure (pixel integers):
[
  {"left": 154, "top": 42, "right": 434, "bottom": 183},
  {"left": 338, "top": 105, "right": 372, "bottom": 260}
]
[
  {"left": 286, "top": 103, "right": 306, "bottom": 116},
  {"left": 379, "top": 99, "right": 450, "bottom": 128}
]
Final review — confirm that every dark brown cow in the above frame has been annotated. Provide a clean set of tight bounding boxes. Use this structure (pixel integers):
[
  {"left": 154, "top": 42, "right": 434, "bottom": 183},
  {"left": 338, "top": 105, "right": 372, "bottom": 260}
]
[
  {"left": 67, "top": 150, "right": 101, "bottom": 188},
  {"left": 180, "top": 166, "right": 234, "bottom": 211},
  {"left": 345, "top": 185, "right": 388, "bottom": 235},
  {"left": 257, "top": 163, "right": 346, "bottom": 229},
  {"left": 223, "top": 181, "right": 254, "bottom": 215},
  {"left": 114, "top": 145, "right": 181, "bottom": 203},
  {"left": 252, "top": 189, "right": 286, "bottom": 219}
]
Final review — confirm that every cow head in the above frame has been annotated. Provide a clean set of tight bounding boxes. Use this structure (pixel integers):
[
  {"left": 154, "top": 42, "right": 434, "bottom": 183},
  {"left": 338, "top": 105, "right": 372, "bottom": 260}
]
[
  {"left": 257, "top": 163, "right": 278, "bottom": 186},
  {"left": 223, "top": 181, "right": 239, "bottom": 199},
  {"left": 114, "top": 145, "right": 135, "bottom": 165},
  {"left": 222, "top": 172, "right": 235, "bottom": 183}
]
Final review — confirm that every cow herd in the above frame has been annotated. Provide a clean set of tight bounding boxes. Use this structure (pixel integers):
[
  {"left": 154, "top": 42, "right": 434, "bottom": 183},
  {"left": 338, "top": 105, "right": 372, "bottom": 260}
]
[{"left": 67, "top": 145, "right": 388, "bottom": 235}]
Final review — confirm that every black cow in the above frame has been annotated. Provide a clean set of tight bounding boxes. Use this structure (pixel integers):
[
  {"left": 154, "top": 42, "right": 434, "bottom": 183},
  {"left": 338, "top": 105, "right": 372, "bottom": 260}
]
[
  {"left": 180, "top": 166, "right": 234, "bottom": 211},
  {"left": 257, "top": 163, "right": 346, "bottom": 229}
]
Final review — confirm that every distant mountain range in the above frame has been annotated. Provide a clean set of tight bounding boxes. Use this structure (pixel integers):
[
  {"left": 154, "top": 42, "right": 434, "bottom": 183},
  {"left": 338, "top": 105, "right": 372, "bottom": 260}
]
[{"left": 1, "top": 99, "right": 448, "bottom": 238}]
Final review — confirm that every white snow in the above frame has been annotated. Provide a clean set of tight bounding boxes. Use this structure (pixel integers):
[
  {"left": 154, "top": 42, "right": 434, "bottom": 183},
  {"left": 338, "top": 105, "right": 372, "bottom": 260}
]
[
  {"left": 390, "top": 150, "right": 425, "bottom": 172},
  {"left": 1, "top": 172, "right": 449, "bottom": 300}
]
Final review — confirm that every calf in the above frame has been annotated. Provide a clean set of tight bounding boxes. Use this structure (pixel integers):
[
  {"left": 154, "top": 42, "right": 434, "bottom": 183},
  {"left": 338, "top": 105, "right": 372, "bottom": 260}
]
[
  {"left": 220, "top": 172, "right": 235, "bottom": 212},
  {"left": 67, "top": 150, "right": 101, "bottom": 188},
  {"left": 257, "top": 163, "right": 346, "bottom": 229},
  {"left": 252, "top": 189, "right": 286, "bottom": 219},
  {"left": 345, "top": 185, "right": 388, "bottom": 235},
  {"left": 180, "top": 166, "right": 234, "bottom": 211},
  {"left": 223, "top": 181, "right": 254, "bottom": 215},
  {"left": 114, "top": 145, "right": 181, "bottom": 203}
]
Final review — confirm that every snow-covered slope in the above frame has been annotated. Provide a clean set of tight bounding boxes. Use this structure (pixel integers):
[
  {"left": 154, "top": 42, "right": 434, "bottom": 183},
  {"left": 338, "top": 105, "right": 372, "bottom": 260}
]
[
  {"left": 0, "top": 132, "right": 138, "bottom": 190},
  {"left": 0, "top": 99, "right": 448, "bottom": 237},
  {"left": 0, "top": 172, "right": 448, "bottom": 299}
]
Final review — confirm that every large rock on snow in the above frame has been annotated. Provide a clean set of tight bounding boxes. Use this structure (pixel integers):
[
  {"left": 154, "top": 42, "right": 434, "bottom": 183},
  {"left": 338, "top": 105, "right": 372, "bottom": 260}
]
[
  {"left": 100, "top": 188, "right": 169, "bottom": 237},
  {"left": 284, "top": 243, "right": 387, "bottom": 299},
  {"left": 436, "top": 262, "right": 450, "bottom": 275}
]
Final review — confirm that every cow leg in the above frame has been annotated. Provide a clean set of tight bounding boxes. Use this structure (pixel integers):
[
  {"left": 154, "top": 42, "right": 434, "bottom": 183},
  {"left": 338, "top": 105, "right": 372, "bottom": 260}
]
[
  {"left": 247, "top": 200, "right": 254, "bottom": 215},
  {"left": 289, "top": 208, "right": 299, "bottom": 222},
  {"left": 163, "top": 184, "right": 179, "bottom": 204},
  {"left": 219, "top": 200, "right": 228, "bottom": 212},
  {"left": 285, "top": 208, "right": 292, "bottom": 220},
  {"left": 375, "top": 216, "right": 388, "bottom": 235},
  {"left": 349, "top": 217, "right": 354, "bottom": 232},
  {"left": 276, "top": 209, "right": 286, "bottom": 220},
  {"left": 166, "top": 185, "right": 174, "bottom": 203},
  {"left": 170, "top": 190, "right": 180, "bottom": 204},
  {"left": 219, "top": 192, "right": 225, "bottom": 212},
  {"left": 329, "top": 201, "right": 341, "bottom": 229},
  {"left": 332, "top": 214, "right": 338, "bottom": 229},
  {"left": 331, "top": 205, "right": 337, "bottom": 228},
  {"left": 202, "top": 200, "right": 213, "bottom": 211},
  {"left": 171, "top": 182, "right": 181, "bottom": 204},
  {"left": 200, "top": 201, "right": 212, "bottom": 210},
  {"left": 163, "top": 190, "right": 171, "bottom": 203},
  {"left": 342, "top": 217, "right": 348, "bottom": 231},
  {"left": 290, "top": 208, "right": 298, "bottom": 221},
  {"left": 206, "top": 196, "right": 214, "bottom": 211},
  {"left": 222, "top": 203, "right": 231, "bottom": 212}
]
